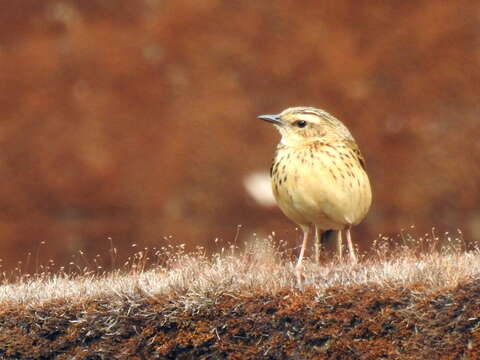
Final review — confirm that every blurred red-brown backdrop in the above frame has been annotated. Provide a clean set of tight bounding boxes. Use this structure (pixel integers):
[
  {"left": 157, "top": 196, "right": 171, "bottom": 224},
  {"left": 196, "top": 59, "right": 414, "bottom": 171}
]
[{"left": 0, "top": 0, "right": 479, "bottom": 271}]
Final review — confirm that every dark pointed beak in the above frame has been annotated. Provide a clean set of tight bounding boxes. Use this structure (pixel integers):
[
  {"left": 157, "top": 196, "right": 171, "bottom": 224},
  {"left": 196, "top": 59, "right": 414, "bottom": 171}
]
[{"left": 257, "top": 114, "right": 283, "bottom": 126}]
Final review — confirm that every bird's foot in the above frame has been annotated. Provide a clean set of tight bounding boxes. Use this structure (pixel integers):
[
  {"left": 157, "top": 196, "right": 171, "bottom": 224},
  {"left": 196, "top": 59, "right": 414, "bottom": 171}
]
[
  {"left": 294, "top": 265, "right": 304, "bottom": 290},
  {"left": 349, "top": 253, "right": 358, "bottom": 265}
]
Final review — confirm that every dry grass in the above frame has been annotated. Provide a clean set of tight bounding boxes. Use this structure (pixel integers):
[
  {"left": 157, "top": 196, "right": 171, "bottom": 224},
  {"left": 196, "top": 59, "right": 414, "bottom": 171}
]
[
  {"left": 0, "top": 230, "right": 478, "bottom": 306},
  {"left": 1, "top": 231, "right": 480, "bottom": 359}
]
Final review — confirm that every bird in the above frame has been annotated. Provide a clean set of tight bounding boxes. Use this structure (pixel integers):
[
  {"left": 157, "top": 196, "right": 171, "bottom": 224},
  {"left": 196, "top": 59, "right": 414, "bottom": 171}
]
[{"left": 258, "top": 106, "right": 372, "bottom": 286}]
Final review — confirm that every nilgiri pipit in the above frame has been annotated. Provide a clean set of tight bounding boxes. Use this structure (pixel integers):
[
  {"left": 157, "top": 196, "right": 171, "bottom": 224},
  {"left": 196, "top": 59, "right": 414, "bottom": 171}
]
[{"left": 258, "top": 106, "right": 372, "bottom": 285}]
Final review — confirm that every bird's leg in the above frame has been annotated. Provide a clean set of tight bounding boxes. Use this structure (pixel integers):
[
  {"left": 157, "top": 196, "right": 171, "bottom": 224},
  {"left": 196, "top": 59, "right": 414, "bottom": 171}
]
[
  {"left": 314, "top": 226, "right": 321, "bottom": 264},
  {"left": 346, "top": 227, "right": 357, "bottom": 264},
  {"left": 336, "top": 230, "right": 343, "bottom": 262},
  {"left": 295, "top": 226, "right": 310, "bottom": 288}
]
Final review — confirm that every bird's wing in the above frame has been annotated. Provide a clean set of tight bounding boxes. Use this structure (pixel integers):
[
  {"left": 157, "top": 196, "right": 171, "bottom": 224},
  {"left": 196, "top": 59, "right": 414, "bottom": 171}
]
[{"left": 347, "top": 140, "right": 367, "bottom": 171}]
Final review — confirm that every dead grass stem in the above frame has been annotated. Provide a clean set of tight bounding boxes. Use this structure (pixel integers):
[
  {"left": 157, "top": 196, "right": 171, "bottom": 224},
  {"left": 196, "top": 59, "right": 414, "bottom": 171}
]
[{"left": 1, "top": 232, "right": 479, "bottom": 307}]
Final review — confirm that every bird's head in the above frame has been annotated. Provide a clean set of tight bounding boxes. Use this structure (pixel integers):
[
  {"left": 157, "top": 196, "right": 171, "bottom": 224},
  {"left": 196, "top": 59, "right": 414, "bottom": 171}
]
[{"left": 258, "top": 106, "right": 354, "bottom": 147}]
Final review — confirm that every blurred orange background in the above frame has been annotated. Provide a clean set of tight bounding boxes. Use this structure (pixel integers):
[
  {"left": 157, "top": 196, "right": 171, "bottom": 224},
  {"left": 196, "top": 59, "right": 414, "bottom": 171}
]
[{"left": 1, "top": 0, "right": 479, "bottom": 271}]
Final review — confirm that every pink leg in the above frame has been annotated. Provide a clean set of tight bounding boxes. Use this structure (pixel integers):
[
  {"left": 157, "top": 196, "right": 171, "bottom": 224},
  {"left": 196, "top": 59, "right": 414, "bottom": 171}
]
[
  {"left": 295, "top": 226, "right": 310, "bottom": 288},
  {"left": 336, "top": 230, "right": 343, "bottom": 262},
  {"left": 346, "top": 227, "right": 357, "bottom": 264},
  {"left": 314, "top": 226, "right": 321, "bottom": 264}
]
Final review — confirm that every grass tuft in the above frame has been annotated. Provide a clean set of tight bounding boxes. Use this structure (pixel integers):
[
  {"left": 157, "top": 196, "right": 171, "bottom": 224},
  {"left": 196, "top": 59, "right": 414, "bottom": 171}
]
[
  {"left": 0, "top": 230, "right": 478, "bottom": 306},
  {"left": 1, "top": 230, "right": 480, "bottom": 359}
]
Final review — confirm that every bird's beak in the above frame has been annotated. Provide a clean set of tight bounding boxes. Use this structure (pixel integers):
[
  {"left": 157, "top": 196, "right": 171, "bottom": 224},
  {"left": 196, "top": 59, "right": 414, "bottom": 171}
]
[{"left": 257, "top": 114, "right": 283, "bottom": 126}]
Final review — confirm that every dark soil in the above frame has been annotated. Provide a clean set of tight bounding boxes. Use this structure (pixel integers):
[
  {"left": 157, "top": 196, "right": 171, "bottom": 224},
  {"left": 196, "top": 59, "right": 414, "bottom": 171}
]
[{"left": 1, "top": 280, "right": 480, "bottom": 359}]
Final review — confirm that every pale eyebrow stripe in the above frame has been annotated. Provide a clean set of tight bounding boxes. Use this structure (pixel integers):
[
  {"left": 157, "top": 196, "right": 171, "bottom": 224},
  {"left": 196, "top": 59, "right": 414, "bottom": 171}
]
[{"left": 297, "top": 113, "right": 320, "bottom": 122}]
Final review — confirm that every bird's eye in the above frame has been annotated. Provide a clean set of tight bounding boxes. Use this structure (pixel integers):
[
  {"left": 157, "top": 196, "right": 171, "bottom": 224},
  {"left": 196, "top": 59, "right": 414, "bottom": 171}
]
[{"left": 295, "top": 120, "right": 307, "bottom": 128}]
